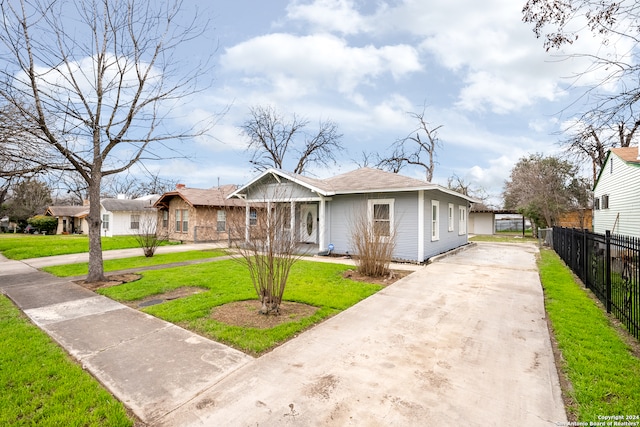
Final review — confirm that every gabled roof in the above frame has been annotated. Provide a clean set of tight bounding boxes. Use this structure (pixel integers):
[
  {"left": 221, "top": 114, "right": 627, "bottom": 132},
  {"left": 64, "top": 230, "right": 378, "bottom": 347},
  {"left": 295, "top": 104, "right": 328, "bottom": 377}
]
[
  {"left": 45, "top": 205, "right": 89, "bottom": 218},
  {"left": 101, "top": 197, "right": 159, "bottom": 212},
  {"left": 594, "top": 146, "right": 640, "bottom": 189},
  {"left": 154, "top": 184, "right": 246, "bottom": 209},
  {"left": 611, "top": 146, "right": 640, "bottom": 164},
  {"left": 230, "top": 167, "right": 480, "bottom": 202}
]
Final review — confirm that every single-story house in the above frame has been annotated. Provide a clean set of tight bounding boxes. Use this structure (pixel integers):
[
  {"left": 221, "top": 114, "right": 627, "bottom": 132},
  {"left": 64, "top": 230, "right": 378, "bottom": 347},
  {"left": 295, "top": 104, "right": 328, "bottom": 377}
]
[
  {"left": 45, "top": 205, "right": 89, "bottom": 234},
  {"left": 229, "top": 167, "right": 479, "bottom": 263},
  {"left": 100, "top": 195, "right": 159, "bottom": 237},
  {"left": 154, "top": 184, "right": 247, "bottom": 243},
  {"left": 46, "top": 196, "right": 159, "bottom": 236},
  {"left": 593, "top": 146, "right": 640, "bottom": 236}
]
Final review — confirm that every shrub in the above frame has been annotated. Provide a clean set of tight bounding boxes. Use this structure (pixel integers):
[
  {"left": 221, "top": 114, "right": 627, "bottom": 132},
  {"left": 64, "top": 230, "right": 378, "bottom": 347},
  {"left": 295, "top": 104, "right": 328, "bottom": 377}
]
[{"left": 27, "top": 215, "right": 58, "bottom": 234}]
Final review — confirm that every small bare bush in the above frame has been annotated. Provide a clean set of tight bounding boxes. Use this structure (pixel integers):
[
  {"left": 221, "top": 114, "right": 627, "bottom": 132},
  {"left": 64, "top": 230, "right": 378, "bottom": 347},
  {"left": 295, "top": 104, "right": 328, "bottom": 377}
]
[
  {"left": 133, "top": 215, "right": 167, "bottom": 257},
  {"left": 349, "top": 206, "right": 397, "bottom": 277}
]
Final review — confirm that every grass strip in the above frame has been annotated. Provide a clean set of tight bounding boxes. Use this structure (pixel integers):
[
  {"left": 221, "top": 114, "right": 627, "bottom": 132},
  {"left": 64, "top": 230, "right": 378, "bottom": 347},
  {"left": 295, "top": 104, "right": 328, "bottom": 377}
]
[
  {"left": 42, "top": 249, "right": 228, "bottom": 276},
  {"left": 99, "top": 260, "right": 381, "bottom": 355},
  {"left": 0, "top": 234, "right": 176, "bottom": 260},
  {"left": 537, "top": 248, "right": 640, "bottom": 421},
  {"left": 0, "top": 296, "right": 133, "bottom": 426}
]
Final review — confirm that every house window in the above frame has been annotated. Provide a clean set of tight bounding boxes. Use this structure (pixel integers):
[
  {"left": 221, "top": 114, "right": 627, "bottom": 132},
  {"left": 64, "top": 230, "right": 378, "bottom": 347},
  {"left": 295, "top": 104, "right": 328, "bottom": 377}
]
[
  {"left": 368, "top": 199, "right": 394, "bottom": 237},
  {"left": 594, "top": 198, "right": 600, "bottom": 210},
  {"left": 448, "top": 203, "right": 454, "bottom": 232},
  {"left": 130, "top": 214, "right": 140, "bottom": 230},
  {"left": 162, "top": 210, "right": 168, "bottom": 228},
  {"left": 458, "top": 206, "right": 467, "bottom": 235},
  {"left": 217, "top": 210, "right": 226, "bottom": 232},
  {"left": 175, "top": 209, "right": 188, "bottom": 233},
  {"left": 102, "top": 214, "right": 109, "bottom": 230},
  {"left": 249, "top": 208, "right": 257, "bottom": 226},
  {"left": 602, "top": 194, "right": 609, "bottom": 209},
  {"left": 431, "top": 200, "right": 439, "bottom": 241}
]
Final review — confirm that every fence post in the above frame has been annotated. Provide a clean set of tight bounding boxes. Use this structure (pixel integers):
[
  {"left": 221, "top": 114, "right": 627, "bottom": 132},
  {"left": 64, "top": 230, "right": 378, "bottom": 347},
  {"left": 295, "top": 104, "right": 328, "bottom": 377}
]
[
  {"left": 605, "top": 230, "right": 612, "bottom": 313},
  {"left": 582, "top": 229, "right": 588, "bottom": 284}
]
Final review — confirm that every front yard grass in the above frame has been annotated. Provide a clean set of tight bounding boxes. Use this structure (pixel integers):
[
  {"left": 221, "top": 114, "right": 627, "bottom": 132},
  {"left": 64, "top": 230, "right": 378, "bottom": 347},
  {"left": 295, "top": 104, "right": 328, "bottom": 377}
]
[
  {"left": 0, "top": 296, "right": 134, "bottom": 426},
  {"left": 537, "top": 248, "right": 640, "bottom": 421},
  {"left": 98, "top": 259, "right": 382, "bottom": 355},
  {"left": 470, "top": 234, "right": 537, "bottom": 244},
  {"left": 42, "top": 249, "right": 228, "bottom": 277},
  {"left": 0, "top": 234, "right": 176, "bottom": 260}
]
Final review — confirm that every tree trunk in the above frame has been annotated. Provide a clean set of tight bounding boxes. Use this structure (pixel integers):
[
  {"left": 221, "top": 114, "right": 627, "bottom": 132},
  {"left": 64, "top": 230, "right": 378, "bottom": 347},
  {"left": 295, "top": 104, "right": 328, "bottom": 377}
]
[{"left": 86, "top": 171, "right": 106, "bottom": 282}]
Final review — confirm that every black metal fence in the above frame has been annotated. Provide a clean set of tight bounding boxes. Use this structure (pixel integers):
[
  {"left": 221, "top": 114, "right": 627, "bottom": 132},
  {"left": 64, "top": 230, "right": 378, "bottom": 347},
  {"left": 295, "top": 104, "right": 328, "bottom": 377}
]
[{"left": 552, "top": 226, "right": 640, "bottom": 341}]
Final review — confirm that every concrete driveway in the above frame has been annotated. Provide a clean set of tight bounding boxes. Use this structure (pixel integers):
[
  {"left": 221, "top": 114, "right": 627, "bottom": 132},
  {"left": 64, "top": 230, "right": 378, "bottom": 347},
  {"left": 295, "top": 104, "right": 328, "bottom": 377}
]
[{"left": 157, "top": 242, "right": 566, "bottom": 426}]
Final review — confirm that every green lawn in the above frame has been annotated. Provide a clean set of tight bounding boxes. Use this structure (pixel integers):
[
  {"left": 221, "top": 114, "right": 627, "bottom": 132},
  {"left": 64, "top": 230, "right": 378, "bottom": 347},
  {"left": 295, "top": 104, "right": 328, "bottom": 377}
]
[
  {"left": 470, "top": 234, "right": 538, "bottom": 244},
  {"left": 538, "top": 248, "right": 640, "bottom": 421},
  {"left": 0, "top": 296, "right": 134, "bottom": 426},
  {"left": 0, "top": 234, "right": 177, "bottom": 260},
  {"left": 99, "top": 260, "right": 381, "bottom": 355},
  {"left": 42, "top": 249, "right": 228, "bottom": 277}
]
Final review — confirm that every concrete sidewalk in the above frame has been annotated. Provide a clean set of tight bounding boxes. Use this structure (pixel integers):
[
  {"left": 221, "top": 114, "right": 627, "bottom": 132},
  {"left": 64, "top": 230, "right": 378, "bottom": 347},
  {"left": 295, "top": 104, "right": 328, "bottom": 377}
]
[
  {"left": 0, "top": 242, "right": 567, "bottom": 426},
  {"left": 20, "top": 242, "right": 227, "bottom": 269}
]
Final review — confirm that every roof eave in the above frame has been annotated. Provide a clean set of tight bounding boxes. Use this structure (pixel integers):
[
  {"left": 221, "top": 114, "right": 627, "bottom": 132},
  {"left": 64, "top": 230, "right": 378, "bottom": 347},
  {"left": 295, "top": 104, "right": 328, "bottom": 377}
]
[{"left": 228, "top": 168, "right": 332, "bottom": 199}]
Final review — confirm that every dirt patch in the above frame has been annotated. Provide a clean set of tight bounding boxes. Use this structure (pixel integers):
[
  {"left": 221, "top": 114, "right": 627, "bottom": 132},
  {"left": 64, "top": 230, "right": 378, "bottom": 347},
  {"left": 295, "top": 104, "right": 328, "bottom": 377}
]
[
  {"left": 75, "top": 273, "right": 142, "bottom": 291},
  {"left": 124, "top": 287, "right": 207, "bottom": 309},
  {"left": 342, "top": 269, "right": 411, "bottom": 286},
  {"left": 211, "top": 300, "right": 318, "bottom": 329}
]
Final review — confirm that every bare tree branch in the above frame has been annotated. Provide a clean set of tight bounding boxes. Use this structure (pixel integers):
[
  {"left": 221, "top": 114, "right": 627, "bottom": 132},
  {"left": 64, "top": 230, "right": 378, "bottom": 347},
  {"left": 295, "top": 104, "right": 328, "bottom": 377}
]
[
  {"left": 241, "top": 105, "right": 344, "bottom": 174},
  {"left": 0, "top": 0, "right": 213, "bottom": 282}
]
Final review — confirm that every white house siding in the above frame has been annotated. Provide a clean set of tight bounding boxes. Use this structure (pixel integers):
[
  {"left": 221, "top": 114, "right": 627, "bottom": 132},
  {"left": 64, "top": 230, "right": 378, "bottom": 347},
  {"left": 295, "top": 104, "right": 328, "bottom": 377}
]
[
  {"left": 593, "top": 154, "right": 640, "bottom": 236},
  {"left": 100, "top": 208, "right": 157, "bottom": 237},
  {"left": 423, "top": 191, "right": 469, "bottom": 260}
]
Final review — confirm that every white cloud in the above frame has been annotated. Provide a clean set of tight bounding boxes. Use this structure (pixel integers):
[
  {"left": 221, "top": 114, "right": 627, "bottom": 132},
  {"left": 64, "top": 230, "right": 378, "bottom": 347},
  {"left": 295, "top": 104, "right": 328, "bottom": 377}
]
[
  {"left": 220, "top": 33, "right": 422, "bottom": 98},
  {"left": 286, "top": 0, "right": 369, "bottom": 35}
]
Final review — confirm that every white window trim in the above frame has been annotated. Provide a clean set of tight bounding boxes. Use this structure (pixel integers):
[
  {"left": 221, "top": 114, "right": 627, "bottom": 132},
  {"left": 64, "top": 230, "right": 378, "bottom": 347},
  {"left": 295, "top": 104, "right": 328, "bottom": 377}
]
[
  {"left": 431, "top": 200, "right": 439, "bottom": 241},
  {"left": 448, "top": 203, "right": 454, "bottom": 232},
  {"left": 368, "top": 198, "right": 395, "bottom": 238},
  {"left": 458, "top": 205, "right": 467, "bottom": 235}
]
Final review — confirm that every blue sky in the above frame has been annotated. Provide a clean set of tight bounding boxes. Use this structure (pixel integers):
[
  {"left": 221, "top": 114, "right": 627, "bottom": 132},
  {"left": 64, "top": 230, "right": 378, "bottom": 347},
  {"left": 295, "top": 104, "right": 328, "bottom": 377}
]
[{"left": 131, "top": 0, "right": 625, "bottom": 206}]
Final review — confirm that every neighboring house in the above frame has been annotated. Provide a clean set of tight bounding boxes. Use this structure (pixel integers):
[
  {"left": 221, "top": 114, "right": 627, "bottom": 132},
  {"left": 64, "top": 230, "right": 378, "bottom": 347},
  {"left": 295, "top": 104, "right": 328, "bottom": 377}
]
[
  {"left": 45, "top": 205, "right": 89, "bottom": 234},
  {"left": 46, "top": 196, "right": 158, "bottom": 236},
  {"left": 556, "top": 209, "right": 592, "bottom": 230},
  {"left": 229, "top": 167, "right": 479, "bottom": 263},
  {"left": 154, "top": 184, "right": 246, "bottom": 243},
  {"left": 593, "top": 146, "right": 640, "bottom": 236},
  {"left": 100, "top": 195, "right": 160, "bottom": 237}
]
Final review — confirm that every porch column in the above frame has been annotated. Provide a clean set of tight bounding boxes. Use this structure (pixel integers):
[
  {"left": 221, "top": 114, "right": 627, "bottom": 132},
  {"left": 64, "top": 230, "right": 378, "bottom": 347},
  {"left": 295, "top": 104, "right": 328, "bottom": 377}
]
[
  {"left": 418, "top": 190, "right": 425, "bottom": 262},
  {"left": 318, "top": 195, "right": 326, "bottom": 251},
  {"left": 290, "top": 201, "right": 296, "bottom": 242},
  {"left": 244, "top": 203, "right": 250, "bottom": 242}
]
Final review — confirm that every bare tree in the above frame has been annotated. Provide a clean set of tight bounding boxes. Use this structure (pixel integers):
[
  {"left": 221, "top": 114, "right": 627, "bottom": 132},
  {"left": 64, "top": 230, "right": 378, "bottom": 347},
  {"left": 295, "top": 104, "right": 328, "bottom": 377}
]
[
  {"left": 377, "top": 108, "right": 442, "bottom": 181},
  {"left": 4, "top": 179, "right": 52, "bottom": 224},
  {"left": 523, "top": 0, "right": 640, "bottom": 118},
  {"left": 0, "top": 0, "right": 211, "bottom": 282},
  {"left": 241, "top": 105, "right": 344, "bottom": 174},
  {"left": 0, "top": 104, "right": 52, "bottom": 206},
  {"left": 447, "top": 173, "right": 491, "bottom": 207},
  {"left": 561, "top": 110, "right": 639, "bottom": 183},
  {"left": 503, "top": 154, "right": 584, "bottom": 229}
]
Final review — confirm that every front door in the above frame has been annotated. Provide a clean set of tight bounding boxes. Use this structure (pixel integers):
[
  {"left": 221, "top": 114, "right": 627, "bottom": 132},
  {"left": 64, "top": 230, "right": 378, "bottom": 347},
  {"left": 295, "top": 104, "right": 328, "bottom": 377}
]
[{"left": 299, "top": 204, "right": 317, "bottom": 243}]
